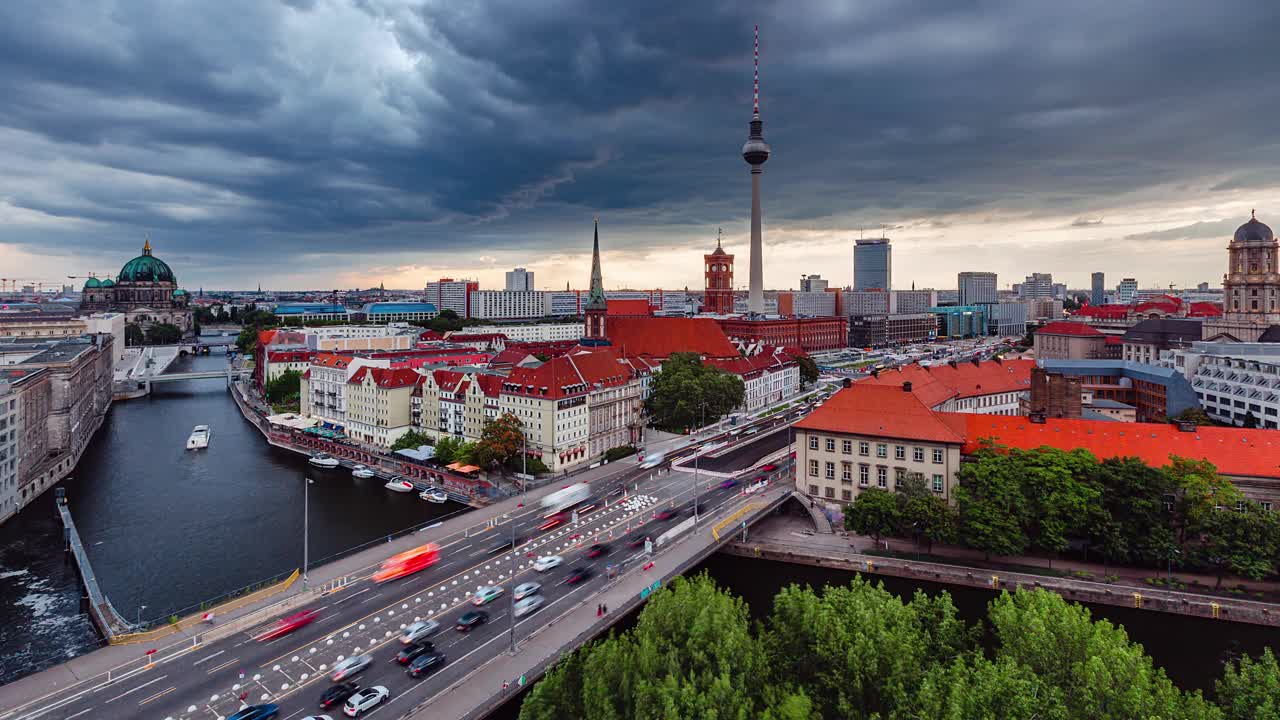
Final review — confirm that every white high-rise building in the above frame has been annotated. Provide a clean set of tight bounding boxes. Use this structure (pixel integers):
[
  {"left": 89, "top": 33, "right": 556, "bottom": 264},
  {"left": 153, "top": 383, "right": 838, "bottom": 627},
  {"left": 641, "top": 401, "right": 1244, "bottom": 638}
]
[
  {"left": 1117, "top": 278, "right": 1139, "bottom": 304},
  {"left": 957, "top": 272, "right": 998, "bottom": 306},
  {"left": 424, "top": 278, "right": 477, "bottom": 317},
  {"left": 505, "top": 268, "right": 535, "bottom": 292},
  {"left": 468, "top": 290, "right": 547, "bottom": 320}
]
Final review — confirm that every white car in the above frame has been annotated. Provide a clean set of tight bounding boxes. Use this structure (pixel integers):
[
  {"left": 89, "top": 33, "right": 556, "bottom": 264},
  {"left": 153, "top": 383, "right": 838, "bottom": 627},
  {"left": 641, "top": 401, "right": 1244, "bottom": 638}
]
[
  {"left": 303, "top": 716, "right": 334, "bottom": 720},
  {"left": 330, "top": 654, "right": 372, "bottom": 682},
  {"left": 471, "top": 585, "right": 505, "bottom": 605},
  {"left": 343, "top": 686, "right": 389, "bottom": 717},
  {"left": 514, "top": 595, "right": 545, "bottom": 618},
  {"left": 400, "top": 619, "right": 439, "bottom": 645},
  {"left": 513, "top": 582, "right": 541, "bottom": 600},
  {"left": 533, "top": 555, "right": 563, "bottom": 572}
]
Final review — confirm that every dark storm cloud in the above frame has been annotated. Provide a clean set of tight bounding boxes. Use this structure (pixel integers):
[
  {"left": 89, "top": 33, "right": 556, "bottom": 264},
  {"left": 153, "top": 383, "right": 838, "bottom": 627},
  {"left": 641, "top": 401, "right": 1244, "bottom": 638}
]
[{"left": 2, "top": 0, "right": 1280, "bottom": 285}]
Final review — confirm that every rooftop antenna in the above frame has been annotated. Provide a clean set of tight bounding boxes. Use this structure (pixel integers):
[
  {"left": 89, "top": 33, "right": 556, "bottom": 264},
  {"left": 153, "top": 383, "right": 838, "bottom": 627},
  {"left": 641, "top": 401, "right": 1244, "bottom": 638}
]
[{"left": 752, "top": 24, "right": 761, "bottom": 116}]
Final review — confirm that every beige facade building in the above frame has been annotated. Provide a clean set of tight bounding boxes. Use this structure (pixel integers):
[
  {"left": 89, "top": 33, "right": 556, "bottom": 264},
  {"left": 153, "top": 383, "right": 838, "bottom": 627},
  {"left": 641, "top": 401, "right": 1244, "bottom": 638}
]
[
  {"left": 342, "top": 366, "right": 419, "bottom": 447},
  {"left": 794, "top": 383, "right": 965, "bottom": 506},
  {"left": 412, "top": 370, "right": 502, "bottom": 442},
  {"left": 1204, "top": 213, "right": 1280, "bottom": 342},
  {"left": 0, "top": 313, "right": 86, "bottom": 341}
]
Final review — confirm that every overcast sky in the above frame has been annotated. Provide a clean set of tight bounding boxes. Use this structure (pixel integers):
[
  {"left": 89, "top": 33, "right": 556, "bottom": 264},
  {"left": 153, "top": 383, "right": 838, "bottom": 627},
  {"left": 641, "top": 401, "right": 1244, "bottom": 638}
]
[{"left": 3, "top": 0, "right": 1280, "bottom": 293}]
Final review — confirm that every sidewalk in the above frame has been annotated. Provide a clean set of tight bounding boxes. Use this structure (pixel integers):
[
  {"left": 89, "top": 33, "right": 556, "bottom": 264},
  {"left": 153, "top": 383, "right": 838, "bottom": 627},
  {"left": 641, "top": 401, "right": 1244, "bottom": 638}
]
[{"left": 0, "top": 451, "right": 651, "bottom": 707}]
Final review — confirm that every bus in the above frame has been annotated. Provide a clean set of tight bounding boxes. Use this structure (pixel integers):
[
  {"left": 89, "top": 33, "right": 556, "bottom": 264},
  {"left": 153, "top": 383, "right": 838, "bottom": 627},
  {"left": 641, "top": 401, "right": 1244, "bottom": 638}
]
[
  {"left": 540, "top": 483, "right": 592, "bottom": 514},
  {"left": 639, "top": 451, "right": 666, "bottom": 469},
  {"left": 373, "top": 543, "right": 441, "bottom": 583}
]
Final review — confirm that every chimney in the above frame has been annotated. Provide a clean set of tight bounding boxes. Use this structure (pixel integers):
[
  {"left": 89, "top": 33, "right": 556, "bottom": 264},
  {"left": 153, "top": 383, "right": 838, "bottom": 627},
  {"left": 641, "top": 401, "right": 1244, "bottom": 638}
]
[
  {"left": 902, "top": 381, "right": 913, "bottom": 393},
  {"left": 1176, "top": 421, "right": 1197, "bottom": 433},
  {"left": 1029, "top": 412, "right": 1047, "bottom": 424},
  {"left": 842, "top": 378, "right": 852, "bottom": 388}
]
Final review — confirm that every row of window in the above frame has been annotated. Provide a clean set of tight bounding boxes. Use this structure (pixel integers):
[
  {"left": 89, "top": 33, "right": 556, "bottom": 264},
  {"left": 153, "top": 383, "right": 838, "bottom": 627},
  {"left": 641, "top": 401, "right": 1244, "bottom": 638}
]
[
  {"left": 808, "top": 435, "right": 944, "bottom": 463},
  {"left": 808, "top": 459, "right": 946, "bottom": 492}
]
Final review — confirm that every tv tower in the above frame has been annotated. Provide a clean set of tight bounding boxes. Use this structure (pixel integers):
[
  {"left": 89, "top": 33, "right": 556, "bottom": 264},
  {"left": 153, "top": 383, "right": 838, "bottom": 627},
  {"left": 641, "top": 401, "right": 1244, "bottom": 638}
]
[{"left": 741, "top": 24, "right": 771, "bottom": 315}]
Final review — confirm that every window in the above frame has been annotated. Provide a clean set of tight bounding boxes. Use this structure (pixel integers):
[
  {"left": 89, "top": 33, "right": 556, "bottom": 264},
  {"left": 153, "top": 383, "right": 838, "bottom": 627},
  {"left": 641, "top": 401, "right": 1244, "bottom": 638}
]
[
  {"left": 876, "top": 467, "right": 887, "bottom": 488},
  {"left": 824, "top": 487, "right": 835, "bottom": 499},
  {"left": 932, "top": 474, "right": 944, "bottom": 493},
  {"left": 809, "top": 436, "right": 818, "bottom": 450},
  {"left": 913, "top": 447, "right": 924, "bottom": 463},
  {"left": 825, "top": 462, "right": 836, "bottom": 479},
  {"left": 876, "top": 443, "right": 887, "bottom": 458},
  {"left": 826, "top": 438, "right": 836, "bottom": 452},
  {"left": 859, "top": 441, "right": 869, "bottom": 456},
  {"left": 841, "top": 462, "right": 852, "bottom": 482},
  {"left": 859, "top": 465, "right": 869, "bottom": 486},
  {"left": 841, "top": 489, "right": 852, "bottom": 502},
  {"left": 932, "top": 448, "right": 944, "bottom": 464},
  {"left": 1264, "top": 502, "right": 1273, "bottom": 512},
  {"left": 808, "top": 459, "right": 819, "bottom": 477},
  {"left": 842, "top": 439, "right": 853, "bottom": 455},
  {"left": 894, "top": 445, "right": 906, "bottom": 461},
  {"left": 809, "top": 484, "right": 819, "bottom": 495}
]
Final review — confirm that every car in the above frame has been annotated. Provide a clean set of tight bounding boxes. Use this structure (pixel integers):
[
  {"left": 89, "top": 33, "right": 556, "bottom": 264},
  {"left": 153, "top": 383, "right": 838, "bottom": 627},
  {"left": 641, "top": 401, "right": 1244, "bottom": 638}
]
[
  {"left": 255, "top": 608, "right": 320, "bottom": 641},
  {"left": 653, "top": 509, "right": 679, "bottom": 521},
  {"left": 566, "top": 566, "right": 592, "bottom": 584},
  {"left": 513, "top": 581, "right": 541, "bottom": 600},
  {"left": 761, "top": 464, "right": 778, "bottom": 472},
  {"left": 330, "top": 654, "right": 373, "bottom": 682},
  {"left": 456, "top": 610, "right": 489, "bottom": 631},
  {"left": 393, "top": 641, "right": 435, "bottom": 665},
  {"left": 626, "top": 534, "right": 648, "bottom": 549},
  {"left": 302, "top": 715, "right": 334, "bottom": 720},
  {"left": 399, "top": 619, "right": 439, "bottom": 645},
  {"left": 586, "top": 543, "right": 610, "bottom": 558},
  {"left": 471, "top": 585, "right": 505, "bottom": 605},
  {"left": 319, "top": 683, "right": 360, "bottom": 710},
  {"left": 533, "top": 555, "right": 563, "bottom": 572},
  {"left": 407, "top": 651, "right": 447, "bottom": 678},
  {"left": 343, "top": 686, "right": 389, "bottom": 717},
  {"left": 538, "top": 514, "right": 565, "bottom": 532},
  {"left": 229, "top": 706, "right": 280, "bottom": 720},
  {"left": 514, "top": 595, "right": 545, "bottom": 617},
  {"left": 719, "top": 479, "right": 737, "bottom": 489}
]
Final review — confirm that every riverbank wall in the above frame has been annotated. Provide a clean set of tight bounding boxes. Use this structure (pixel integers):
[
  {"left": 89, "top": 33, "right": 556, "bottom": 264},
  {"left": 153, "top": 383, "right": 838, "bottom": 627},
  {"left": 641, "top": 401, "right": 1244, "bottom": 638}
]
[{"left": 723, "top": 533, "right": 1280, "bottom": 626}]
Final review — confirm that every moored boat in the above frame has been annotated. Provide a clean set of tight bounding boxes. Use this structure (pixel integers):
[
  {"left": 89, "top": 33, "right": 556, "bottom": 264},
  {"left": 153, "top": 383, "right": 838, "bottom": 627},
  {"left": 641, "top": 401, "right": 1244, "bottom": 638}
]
[
  {"left": 420, "top": 488, "right": 448, "bottom": 503},
  {"left": 308, "top": 453, "right": 340, "bottom": 468},
  {"left": 186, "top": 425, "right": 210, "bottom": 450},
  {"left": 351, "top": 464, "right": 376, "bottom": 479},
  {"left": 385, "top": 478, "right": 415, "bottom": 493}
]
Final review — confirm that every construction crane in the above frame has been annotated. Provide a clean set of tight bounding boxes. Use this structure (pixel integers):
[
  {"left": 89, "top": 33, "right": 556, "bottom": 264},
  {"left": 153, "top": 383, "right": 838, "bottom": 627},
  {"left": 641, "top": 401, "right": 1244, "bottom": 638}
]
[{"left": 0, "top": 278, "right": 54, "bottom": 294}]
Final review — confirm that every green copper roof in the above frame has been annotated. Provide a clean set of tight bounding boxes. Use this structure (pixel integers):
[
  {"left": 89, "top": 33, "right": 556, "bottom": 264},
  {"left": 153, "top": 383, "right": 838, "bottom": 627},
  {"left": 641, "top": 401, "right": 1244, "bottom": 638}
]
[
  {"left": 83, "top": 277, "right": 101, "bottom": 289},
  {"left": 117, "top": 239, "right": 176, "bottom": 284},
  {"left": 100, "top": 278, "right": 115, "bottom": 287}
]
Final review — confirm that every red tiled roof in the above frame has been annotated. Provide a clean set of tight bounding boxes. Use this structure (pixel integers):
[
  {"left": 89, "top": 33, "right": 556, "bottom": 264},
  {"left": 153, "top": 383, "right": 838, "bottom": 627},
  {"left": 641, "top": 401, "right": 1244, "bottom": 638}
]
[
  {"left": 793, "top": 384, "right": 967, "bottom": 445},
  {"left": 1073, "top": 305, "right": 1131, "bottom": 319},
  {"left": 961, "top": 416, "right": 1280, "bottom": 480},
  {"left": 475, "top": 373, "right": 503, "bottom": 398},
  {"left": 349, "top": 366, "right": 419, "bottom": 388},
  {"left": 431, "top": 369, "right": 466, "bottom": 393},
  {"left": 706, "top": 350, "right": 797, "bottom": 378},
  {"left": 1133, "top": 300, "right": 1178, "bottom": 315},
  {"left": 1188, "top": 302, "right": 1223, "bottom": 317},
  {"left": 1037, "top": 321, "right": 1104, "bottom": 337},
  {"left": 267, "top": 350, "right": 314, "bottom": 363},
  {"left": 859, "top": 359, "right": 1035, "bottom": 408},
  {"left": 489, "top": 347, "right": 535, "bottom": 366},
  {"left": 504, "top": 347, "right": 634, "bottom": 399},
  {"left": 606, "top": 299, "right": 651, "bottom": 316},
  {"left": 606, "top": 317, "right": 739, "bottom": 359},
  {"left": 448, "top": 332, "right": 507, "bottom": 343},
  {"left": 258, "top": 329, "right": 278, "bottom": 346},
  {"left": 312, "top": 352, "right": 351, "bottom": 369},
  {"left": 1104, "top": 336, "right": 1124, "bottom": 346}
]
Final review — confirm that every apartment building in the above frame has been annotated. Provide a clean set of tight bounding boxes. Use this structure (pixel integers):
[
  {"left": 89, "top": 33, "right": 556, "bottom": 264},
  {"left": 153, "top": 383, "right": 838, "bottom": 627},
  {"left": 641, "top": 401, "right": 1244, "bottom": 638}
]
[{"left": 344, "top": 367, "right": 420, "bottom": 447}]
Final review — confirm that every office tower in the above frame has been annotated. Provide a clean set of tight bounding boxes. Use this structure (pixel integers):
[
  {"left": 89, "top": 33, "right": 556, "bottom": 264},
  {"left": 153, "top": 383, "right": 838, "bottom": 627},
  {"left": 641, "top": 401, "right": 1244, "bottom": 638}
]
[
  {"left": 505, "top": 268, "right": 534, "bottom": 292},
  {"left": 957, "top": 272, "right": 997, "bottom": 306},
  {"left": 854, "top": 238, "right": 892, "bottom": 291}
]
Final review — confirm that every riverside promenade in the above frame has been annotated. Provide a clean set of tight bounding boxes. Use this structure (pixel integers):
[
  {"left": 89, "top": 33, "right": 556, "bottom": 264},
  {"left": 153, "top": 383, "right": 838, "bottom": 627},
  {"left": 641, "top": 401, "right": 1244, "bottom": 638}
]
[{"left": 726, "top": 513, "right": 1280, "bottom": 626}]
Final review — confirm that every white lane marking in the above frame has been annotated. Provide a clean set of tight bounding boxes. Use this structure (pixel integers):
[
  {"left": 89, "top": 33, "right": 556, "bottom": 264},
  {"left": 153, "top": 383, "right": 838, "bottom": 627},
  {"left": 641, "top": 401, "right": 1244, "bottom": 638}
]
[
  {"left": 64, "top": 711, "right": 91, "bottom": 720},
  {"left": 333, "top": 587, "right": 371, "bottom": 605},
  {"left": 137, "top": 686, "right": 176, "bottom": 705},
  {"left": 104, "top": 675, "right": 168, "bottom": 704},
  {"left": 206, "top": 658, "right": 238, "bottom": 675},
  {"left": 192, "top": 650, "right": 225, "bottom": 666}
]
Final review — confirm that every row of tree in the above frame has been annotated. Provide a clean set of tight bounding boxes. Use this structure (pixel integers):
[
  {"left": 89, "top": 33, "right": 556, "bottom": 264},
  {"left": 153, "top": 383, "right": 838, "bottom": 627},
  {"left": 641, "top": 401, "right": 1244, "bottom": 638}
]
[
  {"left": 846, "top": 445, "right": 1280, "bottom": 587},
  {"left": 520, "top": 574, "right": 1276, "bottom": 720},
  {"left": 389, "top": 413, "right": 549, "bottom": 475},
  {"left": 645, "top": 353, "right": 745, "bottom": 431},
  {"left": 124, "top": 322, "right": 184, "bottom": 346}
]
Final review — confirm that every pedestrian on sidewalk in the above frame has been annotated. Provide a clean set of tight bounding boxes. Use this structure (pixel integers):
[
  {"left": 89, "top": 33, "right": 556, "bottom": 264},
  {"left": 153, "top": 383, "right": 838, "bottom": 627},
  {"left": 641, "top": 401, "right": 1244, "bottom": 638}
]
[{"left": 603, "top": 603, "right": 608, "bottom": 615}]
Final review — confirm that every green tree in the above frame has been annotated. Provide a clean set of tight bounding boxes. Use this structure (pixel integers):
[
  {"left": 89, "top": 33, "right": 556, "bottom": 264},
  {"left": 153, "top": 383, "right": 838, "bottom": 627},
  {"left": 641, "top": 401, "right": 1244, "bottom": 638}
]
[
  {"left": 472, "top": 413, "right": 525, "bottom": 470},
  {"left": 264, "top": 369, "right": 302, "bottom": 404},
  {"left": 432, "top": 436, "right": 466, "bottom": 465},
  {"left": 1017, "top": 447, "right": 1100, "bottom": 559},
  {"left": 1168, "top": 407, "right": 1218, "bottom": 426},
  {"left": 1166, "top": 456, "right": 1243, "bottom": 548},
  {"left": 645, "top": 353, "right": 745, "bottom": 431},
  {"left": 908, "top": 655, "right": 1069, "bottom": 720},
  {"left": 988, "top": 588, "right": 1218, "bottom": 719},
  {"left": 1196, "top": 501, "right": 1280, "bottom": 588},
  {"left": 901, "top": 492, "right": 957, "bottom": 553},
  {"left": 1216, "top": 648, "right": 1280, "bottom": 720},
  {"left": 954, "top": 446, "right": 1030, "bottom": 559},
  {"left": 1085, "top": 457, "right": 1177, "bottom": 566},
  {"left": 124, "top": 323, "right": 144, "bottom": 347},
  {"left": 390, "top": 429, "right": 431, "bottom": 452},
  {"left": 795, "top": 354, "right": 819, "bottom": 387},
  {"left": 845, "top": 488, "right": 901, "bottom": 544},
  {"left": 428, "top": 308, "right": 464, "bottom": 333},
  {"left": 143, "top": 323, "right": 183, "bottom": 345}
]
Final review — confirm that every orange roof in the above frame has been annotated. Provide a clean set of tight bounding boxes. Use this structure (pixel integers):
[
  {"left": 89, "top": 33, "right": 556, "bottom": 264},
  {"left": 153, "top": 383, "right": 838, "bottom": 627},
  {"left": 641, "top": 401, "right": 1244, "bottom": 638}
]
[
  {"left": 258, "top": 329, "right": 278, "bottom": 346},
  {"left": 859, "top": 359, "right": 1034, "bottom": 408},
  {"left": 349, "top": 366, "right": 419, "bottom": 388},
  {"left": 1038, "top": 321, "right": 1103, "bottom": 337},
  {"left": 504, "top": 347, "right": 634, "bottom": 399},
  {"left": 793, "top": 384, "right": 967, "bottom": 445},
  {"left": 606, "top": 317, "right": 738, "bottom": 359},
  {"left": 962, "top": 416, "right": 1280, "bottom": 479},
  {"left": 706, "top": 350, "right": 796, "bottom": 378},
  {"left": 312, "top": 352, "right": 351, "bottom": 369},
  {"left": 607, "top": 299, "right": 651, "bottom": 316}
]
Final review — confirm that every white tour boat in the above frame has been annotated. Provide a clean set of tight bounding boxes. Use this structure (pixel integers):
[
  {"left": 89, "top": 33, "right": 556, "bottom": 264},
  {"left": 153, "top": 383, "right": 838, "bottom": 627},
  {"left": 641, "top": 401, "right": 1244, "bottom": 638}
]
[
  {"left": 186, "top": 425, "right": 211, "bottom": 450},
  {"left": 308, "top": 453, "right": 340, "bottom": 468},
  {"left": 385, "top": 478, "right": 415, "bottom": 493},
  {"left": 351, "top": 464, "right": 376, "bottom": 479},
  {"left": 420, "top": 488, "right": 448, "bottom": 504}
]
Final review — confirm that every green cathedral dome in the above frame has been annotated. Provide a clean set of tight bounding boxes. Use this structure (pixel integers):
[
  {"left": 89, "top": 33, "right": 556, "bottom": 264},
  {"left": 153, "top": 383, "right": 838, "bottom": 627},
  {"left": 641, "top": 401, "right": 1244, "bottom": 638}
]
[
  {"left": 117, "top": 239, "right": 176, "bottom": 284},
  {"left": 83, "top": 277, "right": 101, "bottom": 289}
]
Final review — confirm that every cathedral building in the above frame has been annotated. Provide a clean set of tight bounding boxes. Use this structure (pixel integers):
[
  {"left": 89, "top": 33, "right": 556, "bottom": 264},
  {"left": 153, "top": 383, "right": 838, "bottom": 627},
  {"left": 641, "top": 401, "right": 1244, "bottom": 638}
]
[
  {"left": 79, "top": 239, "right": 194, "bottom": 334},
  {"left": 1205, "top": 212, "right": 1280, "bottom": 342}
]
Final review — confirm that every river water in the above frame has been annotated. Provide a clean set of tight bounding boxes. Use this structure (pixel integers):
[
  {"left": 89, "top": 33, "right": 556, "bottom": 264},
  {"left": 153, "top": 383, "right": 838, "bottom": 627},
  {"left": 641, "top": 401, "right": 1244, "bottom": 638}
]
[
  {"left": 0, "top": 350, "right": 466, "bottom": 685},
  {"left": 2, "top": 349, "right": 1277, "bottom": 694}
]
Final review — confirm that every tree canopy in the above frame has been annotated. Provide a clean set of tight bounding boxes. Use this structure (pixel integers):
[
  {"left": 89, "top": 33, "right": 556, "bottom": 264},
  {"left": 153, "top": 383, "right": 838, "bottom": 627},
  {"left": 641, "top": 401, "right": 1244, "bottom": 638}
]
[
  {"left": 519, "top": 575, "right": 1243, "bottom": 720},
  {"left": 264, "top": 369, "right": 302, "bottom": 405},
  {"left": 472, "top": 413, "right": 525, "bottom": 470},
  {"left": 795, "top": 354, "right": 819, "bottom": 387},
  {"left": 390, "top": 429, "right": 431, "bottom": 452},
  {"left": 645, "top": 353, "right": 745, "bottom": 432}
]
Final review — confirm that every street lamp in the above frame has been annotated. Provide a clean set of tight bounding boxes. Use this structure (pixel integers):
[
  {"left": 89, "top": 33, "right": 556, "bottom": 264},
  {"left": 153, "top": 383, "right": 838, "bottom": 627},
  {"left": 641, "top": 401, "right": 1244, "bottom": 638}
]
[
  {"left": 136, "top": 604, "right": 147, "bottom": 627},
  {"left": 1167, "top": 547, "right": 1181, "bottom": 587},
  {"left": 693, "top": 402, "right": 705, "bottom": 523},
  {"left": 303, "top": 477, "right": 314, "bottom": 588},
  {"left": 507, "top": 520, "right": 517, "bottom": 654}
]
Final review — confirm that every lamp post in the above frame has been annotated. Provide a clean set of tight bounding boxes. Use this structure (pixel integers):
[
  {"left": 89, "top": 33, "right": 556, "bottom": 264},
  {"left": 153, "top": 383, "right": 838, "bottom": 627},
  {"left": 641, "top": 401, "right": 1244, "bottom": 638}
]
[
  {"left": 507, "top": 520, "right": 517, "bottom": 654},
  {"left": 1167, "top": 547, "right": 1181, "bottom": 587},
  {"left": 136, "top": 604, "right": 147, "bottom": 627},
  {"left": 693, "top": 402, "right": 705, "bottom": 523}
]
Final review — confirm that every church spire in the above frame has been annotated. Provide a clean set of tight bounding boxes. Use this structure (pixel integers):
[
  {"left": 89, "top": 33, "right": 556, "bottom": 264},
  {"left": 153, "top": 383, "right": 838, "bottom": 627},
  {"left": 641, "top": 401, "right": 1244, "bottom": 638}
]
[
  {"left": 585, "top": 216, "right": 606, "bottom": 310},
  {"left": 142, "top": 236, "right": 152, "bottom": 255}
]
